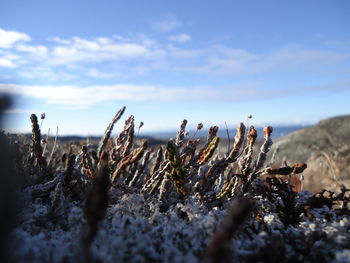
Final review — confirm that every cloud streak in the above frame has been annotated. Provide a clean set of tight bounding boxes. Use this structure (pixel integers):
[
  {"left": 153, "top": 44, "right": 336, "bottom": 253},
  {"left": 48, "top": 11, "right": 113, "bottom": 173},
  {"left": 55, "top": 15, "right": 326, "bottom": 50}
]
[
  {"left": 48, "top": 37, "right": 151, "bottom": 65},
  {"left": 181, "top": 44, "right": 350, "bottom": 75},
  {"left": 0, "top": 82, "right": 260, "bottom": 108},
  {"left": 152, "top": 16, "right": 183, "bottom": 32},
  {"left": 1, "top": 81, "right": 348, "bottom": 109},
  {"left": 169, "top": 34, "right": 191, "bottom": 43}
]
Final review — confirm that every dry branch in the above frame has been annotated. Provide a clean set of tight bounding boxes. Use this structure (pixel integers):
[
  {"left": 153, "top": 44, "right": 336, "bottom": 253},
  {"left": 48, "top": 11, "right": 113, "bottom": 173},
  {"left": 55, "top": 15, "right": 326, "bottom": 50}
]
[{"left": 97, "top": 106, "right": 126, "bottom": 158}]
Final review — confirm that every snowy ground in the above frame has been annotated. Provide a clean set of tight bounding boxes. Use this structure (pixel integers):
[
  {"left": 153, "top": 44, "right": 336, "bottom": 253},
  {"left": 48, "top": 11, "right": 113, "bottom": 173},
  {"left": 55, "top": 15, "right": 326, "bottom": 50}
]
[{"left": 8, "top": 181, "right": 350, "bottom": 263}]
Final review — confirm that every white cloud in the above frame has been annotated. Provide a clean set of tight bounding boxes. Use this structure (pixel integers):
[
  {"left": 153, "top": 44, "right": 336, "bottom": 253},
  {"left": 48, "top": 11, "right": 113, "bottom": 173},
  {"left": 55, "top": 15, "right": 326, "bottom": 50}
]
[
  {"left": 4, "top": 32, "right": 157, "bottom": 69},
  {"left": 47, "top": 37, "right": 71, "bottom": 45},
  {"left": 0, "top": 57, "right": 16, "bottom": 68},
  {"left": 18, "top": 67, "right": 76, "bottom": 82},
  {"left": 254, "top": 45, "right": 349, "bottom": 71},
  {"left": 0, "top": 28, "right": 349, "bottom": 83},
  {"left": 86, "top": 68, "right": 117, "bottom": 79},
  {"left": 0, "top": 28, "right": 31, "bottom": 48},
  {"left": 0, "top": 82, "right": 261, "bottom": 108},
  {"left": 171, "top": 45, "right": 262, "bottom": 74},
  {"left": 16, "top": 44, "right": 48, "bottom": 58},
  {"left": 169, "top": 34, "right": 191, "bottom": 43},
  {"left": 167, "top": 45, "right": 203, "bottom": 59},
  {"left": 1, "top": 81, "right": 348, "bottom": 110},
  {"left": 152, "top": 17, "right": 182, "bottom": 32},
  {"left": 49, "top": 37, "right": 151, "bottom": 65},
  {"left": 179, "top": 45, "right": 350, "bottom": 75}
]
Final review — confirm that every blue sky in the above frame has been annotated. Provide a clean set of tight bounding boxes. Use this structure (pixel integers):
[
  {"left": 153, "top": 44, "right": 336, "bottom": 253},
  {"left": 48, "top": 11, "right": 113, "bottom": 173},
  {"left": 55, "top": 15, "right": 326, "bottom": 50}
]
[{"left": 0, "top": 0, "right": 349, "bottom": 135}]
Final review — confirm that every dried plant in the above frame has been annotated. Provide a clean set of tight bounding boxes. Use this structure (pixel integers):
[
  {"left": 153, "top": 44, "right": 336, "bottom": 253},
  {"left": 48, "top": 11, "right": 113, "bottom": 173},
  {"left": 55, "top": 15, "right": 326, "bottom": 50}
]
[
  {"left": 136, "top": 121, "right": 144, "bottom": 138},
  {"left": 192, "top": 122, "right": 203, "bottom": 139},
  {"left": 226, "top": 122, "right": 245, "bottom": 162},
  {"left": 111, "top": 140, "right": 148, "bottom": 183},
  {"left": 150, "top": 147, "right": 163, "bottom": 175},
  {"left": 64, "top": 154, "right": 76, "bottom": 184},
  {"left": 110, "top": 115, "right": 135, "bottom": 168},
  {"left": 181, "top": 139, "right": 200, "bottom": 163},
  {"left": 260, "top": 162, "right": 307, "bottom": 176},
  {"left": 5, "top": 106, "right": 350, "bottom": 263},
  {"left": 29, "top": 114, "right": 48, "bottom": 175},
  {"left": 82, "top": 151, "right": 110, "bottom": 261},
  {"left": 47, "top": 182, "right": 64, "bottom": 220},
  {"left": 120, "top": 115, "right": 135, "bottom": 157},
  {"left": 166, "top": 140, "right": 188, "bottom": 197},
  {"left": 42, "top": 127, "right": 50, "bottom": 157},
  {"left": 128, "top": 150, "right": 151, "bottom": 187},
  {"left": 239, "top": 125, "right": 257, "bottom": 175},
  {"left": 253, "top": 126, "right": 273, "bottom": 172},
  {"left": 199, "top": 136, "right": 220, "bottom": 165},
  {"left": 81, "top": 145, "right": 94, "bottom": 180},
  {"left": 47, "top": 126, "right": 58, "bottom": 167},
  {"left": 308, "top": 187, "right": 350, "bottom": 209},
  {"left": 175, "top": 119, "right": 188, "bottom": 147},
  {"left": 206, "top": 126, "right": 219, "bottom": 146},
  {"left": 97, "top": 106, "right": 125, "bottom": 158}
]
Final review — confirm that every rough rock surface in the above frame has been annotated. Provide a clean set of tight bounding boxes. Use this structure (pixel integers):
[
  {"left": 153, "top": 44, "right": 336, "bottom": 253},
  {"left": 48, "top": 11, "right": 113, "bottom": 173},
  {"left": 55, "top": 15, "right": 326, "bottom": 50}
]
[{"left": 268, "top": 115, "right": 350, "bottom": 192}]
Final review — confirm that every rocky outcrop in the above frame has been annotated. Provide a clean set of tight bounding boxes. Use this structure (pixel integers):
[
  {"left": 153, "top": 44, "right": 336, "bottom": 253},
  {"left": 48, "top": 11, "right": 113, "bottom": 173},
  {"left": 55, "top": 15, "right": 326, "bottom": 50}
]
[{"left": 269, "top": 115, "right": 350, "bottom": 192}]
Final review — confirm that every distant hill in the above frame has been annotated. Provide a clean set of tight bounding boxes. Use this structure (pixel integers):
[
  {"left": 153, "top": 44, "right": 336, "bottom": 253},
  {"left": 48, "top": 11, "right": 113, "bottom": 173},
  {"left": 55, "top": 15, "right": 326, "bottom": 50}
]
[
  {"left": 268, "top": 115, "right": 350, "bottom": 192},
  {"left": 146, "top": 125, "right": 307, "bottom": 140}
]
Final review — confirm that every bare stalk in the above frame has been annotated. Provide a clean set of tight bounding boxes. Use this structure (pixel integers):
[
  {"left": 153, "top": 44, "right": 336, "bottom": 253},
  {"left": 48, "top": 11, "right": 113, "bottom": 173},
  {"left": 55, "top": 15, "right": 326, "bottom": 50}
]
[
  {"left": 97, "top": 106, "right": 126, "bottom": 158},
  {"left": 48, "top": 126, "right": 58, "bottom": 167}
]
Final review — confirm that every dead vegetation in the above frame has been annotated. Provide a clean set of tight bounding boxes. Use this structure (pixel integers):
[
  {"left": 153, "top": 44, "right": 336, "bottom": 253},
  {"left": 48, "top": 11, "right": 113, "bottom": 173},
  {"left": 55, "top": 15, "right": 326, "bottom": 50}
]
[{"left": 2, "top": 105, "right": 350, "bottom": 262}]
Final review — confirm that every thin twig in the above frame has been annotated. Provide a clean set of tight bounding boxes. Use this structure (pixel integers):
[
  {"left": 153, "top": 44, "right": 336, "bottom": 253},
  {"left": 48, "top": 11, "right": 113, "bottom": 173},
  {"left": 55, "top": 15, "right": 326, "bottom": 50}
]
[
  {"left": 48, "top": 126, "right": 58, "bottom": 167},
  {"left": 224, "top": 121, "right": 230, "bottom": 154},
  {"left": 191, "top": 123, "right": 203, "bottom": 139},
  {"left": 42, "top": 128, "right": 50, "bottom": 157}
]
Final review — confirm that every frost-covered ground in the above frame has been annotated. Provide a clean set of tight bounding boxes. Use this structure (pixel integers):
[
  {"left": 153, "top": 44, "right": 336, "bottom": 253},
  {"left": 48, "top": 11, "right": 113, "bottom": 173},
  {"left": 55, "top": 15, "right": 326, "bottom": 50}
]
[{"left": 9, "top": 183, "right": 350, "bottom": 263}]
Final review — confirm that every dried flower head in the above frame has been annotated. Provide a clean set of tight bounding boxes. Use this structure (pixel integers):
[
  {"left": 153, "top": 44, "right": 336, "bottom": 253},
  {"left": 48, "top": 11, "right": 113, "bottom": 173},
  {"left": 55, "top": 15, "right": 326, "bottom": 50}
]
[{"left": 263, "top": 126, "right": 273, "bottom": 138}]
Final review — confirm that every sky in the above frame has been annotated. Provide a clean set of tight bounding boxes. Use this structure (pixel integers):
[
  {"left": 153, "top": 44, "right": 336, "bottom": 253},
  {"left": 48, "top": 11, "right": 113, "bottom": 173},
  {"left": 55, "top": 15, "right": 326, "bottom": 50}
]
[{"left": 0, "top": 0, "right": 349, "bottom": 135}]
